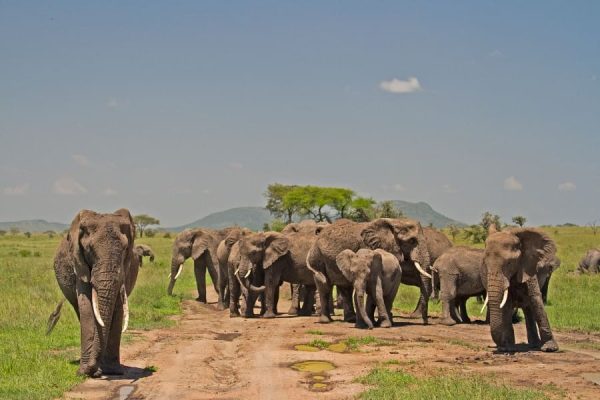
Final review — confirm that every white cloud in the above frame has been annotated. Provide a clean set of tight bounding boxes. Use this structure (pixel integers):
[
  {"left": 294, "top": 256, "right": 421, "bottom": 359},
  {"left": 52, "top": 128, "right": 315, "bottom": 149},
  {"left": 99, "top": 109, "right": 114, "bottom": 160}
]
[
  {"left": 103, "top": 187, "right": 118, "bottom": 196},
  {"left": 442, "top": 184, "right": 457, "bottom": 194},
  {"left": 558, "top": 182, "right": 576, "bottom": 192},
  {"left": 3, "top": 183, "right": 29, "bottom": 196},
  {"left": 379, "top": 77, "right": 422, "bottom": 94},
  {"left": 229, "top": 162, "right": 244, "bottom": 170},
  {"left": 503, "top": 176, "right": 523, "bottom": 191},
  {"left": 107, "top": 98, "right": 120, "bottom": 108},
  {"left": 53, "top": 177, "right": 87, "bottom": 195},
  {"left": 489, "top": 49, "right": 504, "bottom": 58},
  {"left": 72, "top": 154, "right": 91, "bottom": 167}
]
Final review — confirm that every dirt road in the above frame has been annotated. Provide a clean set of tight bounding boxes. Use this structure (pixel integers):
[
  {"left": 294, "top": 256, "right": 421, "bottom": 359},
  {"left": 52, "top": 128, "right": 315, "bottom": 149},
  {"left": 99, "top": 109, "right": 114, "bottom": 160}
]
[{"left": 63, "top": 290, "right": 600, "bottom": 400}]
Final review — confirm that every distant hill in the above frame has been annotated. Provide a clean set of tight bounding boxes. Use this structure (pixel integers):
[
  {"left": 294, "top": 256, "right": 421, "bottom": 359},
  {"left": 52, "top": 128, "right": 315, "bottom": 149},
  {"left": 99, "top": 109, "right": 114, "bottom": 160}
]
[
  {"left": 391, "top": 200, "right": 465, "bottom": 228},
  {"left": 0, "top": 219, "right": 68, "bottom": 233},
  {"left": 168, "top": 207, "right": 272, "bottom": 232},
  {"left": 167, "top": 201, "right": 464, "bottom": 232}
]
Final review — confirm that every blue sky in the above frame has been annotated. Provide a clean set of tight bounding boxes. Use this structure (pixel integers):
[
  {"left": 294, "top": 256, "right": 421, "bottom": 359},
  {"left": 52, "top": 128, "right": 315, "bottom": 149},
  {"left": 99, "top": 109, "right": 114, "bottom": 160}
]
[{"left": 1, "top": 1, "right": 599, "bottom": 226}]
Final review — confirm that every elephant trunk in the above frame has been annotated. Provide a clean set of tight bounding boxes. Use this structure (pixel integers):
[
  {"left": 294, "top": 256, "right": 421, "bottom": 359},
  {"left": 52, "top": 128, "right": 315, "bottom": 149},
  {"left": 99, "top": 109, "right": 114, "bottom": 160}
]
[
  {"left": 91, "top": 267, "right": 121, "bottom": 358},
  {"left": 237, "top": 258, "right": 266, "bottom": 293},
  {"left": 487, "top": 273, "right": 512, "bottom": 350},
  {"left": 167, "top": 258, "right": 184, "bottom": 295},
  {"left": 355, "top": 289, "right": 373, "bottom": 329},
  {"left": 411, "top": 237, "right": 432, "bottom": 295}
]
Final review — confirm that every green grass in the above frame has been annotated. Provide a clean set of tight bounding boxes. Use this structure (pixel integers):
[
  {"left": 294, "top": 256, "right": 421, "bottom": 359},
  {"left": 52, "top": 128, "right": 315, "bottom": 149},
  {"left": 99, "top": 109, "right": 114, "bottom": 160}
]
[
  {"left": 307, "top": 339, "right": 331, "bottom": 349},
  {"left": 357, "top": 367, "right": 550, "bottom": 400},
  {"left": 306, "top": 329, "right": 324, "bottom": 335},
  {"left": 344, "top": 336, "right": 393, "bottom": 351},
  {"left": 394, "top": 226, "right": 600, "bottom": 333},
  {"left": 0, "top": 234, "right": 196, "bottom": 400}
]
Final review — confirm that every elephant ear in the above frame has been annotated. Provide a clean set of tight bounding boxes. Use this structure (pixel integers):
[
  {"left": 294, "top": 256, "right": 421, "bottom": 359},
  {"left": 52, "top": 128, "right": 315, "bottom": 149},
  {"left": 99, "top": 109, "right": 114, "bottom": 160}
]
[
  {"left": 514, "top": 228, "right": 557, "bottom": 284},
  {"left": 361, "top": 218, "right": 396, "bottom": 251},
  {"left": 374, "top": 248, "right": 400, "bottom": 271},
  {"left": 114, "top": 208, "right": 136, "bottom": 274},
  {"left": 263, "top": 232, "right": 290, "bottom": 269},
  {"left": 336, "top": 249, "right": 357, "bottom": 282},
  {"left": 191, "top": 230, "right": 211, "bottom": 259},
  {"left": 225, "top": 231, "right": 240, "bottom": 248},
  {"left": 69, "top": 210, "right": 92, "bottom": 283}
]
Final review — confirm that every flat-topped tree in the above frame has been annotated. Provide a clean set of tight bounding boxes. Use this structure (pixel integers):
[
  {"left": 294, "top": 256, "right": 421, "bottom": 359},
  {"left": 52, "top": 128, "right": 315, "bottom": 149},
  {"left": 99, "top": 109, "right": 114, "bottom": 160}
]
[{"left": 133, "top": 214, "right": 160, "bottom": 238}]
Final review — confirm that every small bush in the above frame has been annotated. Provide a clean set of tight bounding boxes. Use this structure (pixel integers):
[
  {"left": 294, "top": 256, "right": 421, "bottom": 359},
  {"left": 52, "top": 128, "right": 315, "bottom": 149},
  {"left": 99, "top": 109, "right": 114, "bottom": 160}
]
[
  {"left": 163, "top": 232, "right": 171, "bottom": 238},
  {"left": 18, "top": 249, "right": 32, "bottom": 257},
  {"left": 0, "top": 230, "right": 6, "bottom": 236},
  {"left": 24, "top": 232, "right": 32, "bottom": 238},
  {"left": 145, "top": 229, "right": 157, "bottom": 238}
]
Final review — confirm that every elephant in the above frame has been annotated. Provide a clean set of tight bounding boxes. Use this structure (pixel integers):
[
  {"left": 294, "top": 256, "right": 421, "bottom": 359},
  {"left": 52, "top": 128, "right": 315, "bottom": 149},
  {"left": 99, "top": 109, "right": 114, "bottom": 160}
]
[
  {"left": 134, "top": 244, "right": 155, "bottom": 267},
  {"left": 336, "top": 249, "right": 402, "bottom": 329},
  {"left": 431, "top": 246, "right": 486, "bottom": 326},
  {"left": 578, "top": 248, "right": 600, "bottom": 274},
  {"left": 484, "top": 226, "right": 559, "bottom": 353},
  {"left": 281, "top": 220, "right": 329, "bottom": 315},
  {"left": 235, "top": 229, "right": 319, "bottom": 318},
  {"left": 216, "top": 227, "right": 252, "bottom": 310},
  {"left": 49, "top": 209, "right": 138, "bottom": 377},
  {"left": 167, "top": 227, "right": 234, "bottom": 302},
  {"left": 307, "top": 218, "right": 450, "bottom": 325},
  {"left": 227, "top": 240, "right": 267, "bottom": 318}
]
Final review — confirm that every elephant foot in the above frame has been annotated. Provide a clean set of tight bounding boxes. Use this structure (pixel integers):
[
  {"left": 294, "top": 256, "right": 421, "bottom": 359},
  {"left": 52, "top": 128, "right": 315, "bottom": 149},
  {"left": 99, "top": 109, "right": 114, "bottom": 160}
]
[
  {"left": 440, "top": 317, "right": 457, "bottom": 326},
  {"left": 540, "top": 339, "right": 559, "bottom": 352},
  {"left": 287, "top": 307, "right": 299, "bottom": 316},
  {"left": 343, "top": 314, "right": 357, "bottom": 323},
  {"left": 229, "top": 309, "right": 241, "bottom": 318},
  {"left": 262, "top": 311, "right": 276, "bottom": 319},
  {"left": 318, "top": 315, "right": 332, "bottom": 324},
  {"left": 408, "top": 309, "right": 424, "bottom": 319},
  {"left": 497, "top": 344, "right": 517, "bottom": 353},
  {"left": 379, "top": 319, "right": 392, "bottom": 328},
  {"left": 78, "top": 364, "right": 102, "bottom": 378},
  {"left": 216, "top": 302, "right": 226, "bottom": 311},
  {"left": 355, "top": 321, "right": 374, "bottom": 330},
  {"left": 101, "top": 363, "right": 125, "bottom": 375},
  {"left": 196, "top": 296, "right": 207, "bottom": 303}
]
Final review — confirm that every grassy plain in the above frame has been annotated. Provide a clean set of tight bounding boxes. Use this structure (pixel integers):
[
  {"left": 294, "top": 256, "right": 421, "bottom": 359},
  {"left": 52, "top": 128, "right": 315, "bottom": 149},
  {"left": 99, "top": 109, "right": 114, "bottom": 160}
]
[{"left": 0, "top": 225, "right": 598, "bottom": 399}]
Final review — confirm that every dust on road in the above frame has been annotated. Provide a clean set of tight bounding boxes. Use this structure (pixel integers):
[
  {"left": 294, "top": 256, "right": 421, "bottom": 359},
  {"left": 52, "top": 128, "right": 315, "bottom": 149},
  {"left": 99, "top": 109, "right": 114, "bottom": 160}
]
[{"left": 63, "top": 290, "right": 600, "bottom": 400}]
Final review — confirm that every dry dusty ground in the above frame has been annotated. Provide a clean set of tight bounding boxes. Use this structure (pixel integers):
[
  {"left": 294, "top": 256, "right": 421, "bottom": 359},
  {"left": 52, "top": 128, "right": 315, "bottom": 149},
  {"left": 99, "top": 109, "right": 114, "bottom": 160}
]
[{"left": 62, "top": 289, "right": 600, "bottom": 400}]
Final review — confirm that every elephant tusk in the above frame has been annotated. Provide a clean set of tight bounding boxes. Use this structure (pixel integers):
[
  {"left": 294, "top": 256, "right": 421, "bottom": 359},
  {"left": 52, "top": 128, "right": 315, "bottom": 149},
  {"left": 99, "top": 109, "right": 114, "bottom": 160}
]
[
  {"left": 92, "top": 287, "right": 105, "bottom": 328},
  {"left": 499, "top": 289, "right": 509, "bottom": 309},
  {"left": 121, "top": 286, "right": 129, "bottom": 333},
  {"left": 234, "top": 268, "right": 240, "bottom": 276},
  {"left": 244, "top": 269, "right": 251, "bottom": 279},
  {"left": 174, "top": 264, "right": 183, "bottom": 280},
  {"left": 414, "top": 262, "right": 432, "bottom": 279},
  {"left": 480, "top": 294, "right": 488, "bottom": 314}
]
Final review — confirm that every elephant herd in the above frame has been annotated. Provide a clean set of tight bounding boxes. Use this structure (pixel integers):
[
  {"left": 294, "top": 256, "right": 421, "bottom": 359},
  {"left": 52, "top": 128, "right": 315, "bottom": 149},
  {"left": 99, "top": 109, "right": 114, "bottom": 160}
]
[{"left": 49, "top": 208, "right": 598, "bottom": 377}]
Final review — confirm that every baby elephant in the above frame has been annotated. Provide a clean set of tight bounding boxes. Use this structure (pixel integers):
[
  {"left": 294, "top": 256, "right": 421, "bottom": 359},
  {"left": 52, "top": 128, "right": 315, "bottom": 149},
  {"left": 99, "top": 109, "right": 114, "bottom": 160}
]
[{"left": 336, "top": 249, "right": 402, "bottom": 329}]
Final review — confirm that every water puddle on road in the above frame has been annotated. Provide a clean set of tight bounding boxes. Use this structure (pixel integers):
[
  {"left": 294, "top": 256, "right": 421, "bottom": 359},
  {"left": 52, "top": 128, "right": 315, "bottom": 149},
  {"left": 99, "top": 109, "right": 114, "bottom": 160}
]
[
  {"left": 327, "top": 342, "right": 347, "bottom": 353},
  {"left": 294, "top": 344, "right": 320, "bottom": 352},
  {"left": 290, "top": 361, "right": 336, "bottom": 392}
]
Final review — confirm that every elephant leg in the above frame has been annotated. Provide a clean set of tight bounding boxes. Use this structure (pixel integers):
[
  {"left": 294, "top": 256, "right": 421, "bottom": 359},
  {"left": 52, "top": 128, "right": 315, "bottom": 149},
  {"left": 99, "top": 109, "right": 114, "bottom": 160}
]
[
  {"left": 372, "top": 276, "right": 391, "bottom": 328},
  {"left": 207, "top": 256, "right": 219, "bottom": 295},
  {"left": 299, "top": 286, "right": 316, "bottom": 316},
  {"left": 194, "top": 258, "right": 208, "bottom": 303},
  {"left": 523, "top": 305, "right": 541, "bottom": 348},
  {"left": 335, "top": 290, "right": 344, "bottom": 309},
  {"left": 353, "top": 289, "right": 372, "bottom": 329},
  {"left": 273, "top": 283, "right": 280, "bottom": 315},
  {"left": 526, "top": 279, "right": 558, "bottom": 352},
  {"left": 459, "top": 298, "right": 471, "bottom": 323},
  {"left": 217, "top": 264, "right": 228, "bottom": 311},
  {"left": 339, "top": 286, "right": 356, "bottom": 323},
  {"left": 315, "top": 278, "right": 333, "bottom": 323},
  {"left": 75, "top": 281, "right": 101, "bottom": 377},
  {"left": 101, "top": 294, "right": 124, "bottom": 375},
  {"left": 408, "top": 293, "right": 425, "bottom": 319},
  {"left": 228, "top": 267, "right": 241, "bottom": 317},
  {"left": 263, "top": 270, "right": 281, "bottom": 318},
  {"left": 366, "top": 295, "right": 377, "bottom": 325},
  {"left": 449, "top": 300, "right": 463, "bottom": 324},
  {"left": 288, "top": 283, "right": 300, "bottom": 315},
  {"left": 439, "top": 274, "right": 458, "bottom": 326}
]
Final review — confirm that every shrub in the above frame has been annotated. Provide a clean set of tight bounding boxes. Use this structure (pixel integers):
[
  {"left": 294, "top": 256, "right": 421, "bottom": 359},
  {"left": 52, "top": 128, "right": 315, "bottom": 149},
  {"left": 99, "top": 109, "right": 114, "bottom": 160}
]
[
  {"left": 18, "top": 249, "right": 32, "bottom": 257},
  {"left": 145, "top": 229, "right": 157, "bottom": 238},
  {"left": 0, "top": 230, "right": 6, "bottom": 236},
  {"left": 24, "top": 232, "right": 32, "bottom": 238},
  {"left": 163, "top": 232, "right": 172, "bottom": 238}
]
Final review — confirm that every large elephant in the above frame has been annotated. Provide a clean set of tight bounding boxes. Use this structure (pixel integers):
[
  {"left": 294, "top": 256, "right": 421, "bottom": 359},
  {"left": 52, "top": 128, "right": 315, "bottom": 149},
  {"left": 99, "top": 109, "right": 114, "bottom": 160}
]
[
  {"left": 167, "top": 227, "right": 233, "bottom": 302},
  {"left": 235, "top": 229, "right": 319, "bottom": 318},
  {"left": 432, "top": 246, "right": 486, "bottom": 326},
  {"left": 216, "top": 227, "right": 252, "bottom": 310},
  {"left": 50, "top": 209, "right": 138, "bottom": 377},
  {"left": 484, "top": 227, "right": 559, "bottom": 352},
  {"left": 336, "top": 249, "right": 401, "bottom": 329},
  {"left": 307, "top": 218, "right": 450, "bottom": 325},
  {"left": 227, "top": 240, "right": 267, "bottom": 317},
  {"left": 578, "top": 248, "right": 600, "bottom": 274},
  {"left": 134, "top": 244, "right": 155, "bottom": 267}
]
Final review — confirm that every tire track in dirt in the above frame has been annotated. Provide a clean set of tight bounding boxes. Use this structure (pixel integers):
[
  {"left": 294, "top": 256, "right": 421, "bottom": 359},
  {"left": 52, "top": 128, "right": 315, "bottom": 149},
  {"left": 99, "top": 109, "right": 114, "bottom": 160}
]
[{"left": 62, "top": 289, "right": 600, "bottom": 400}]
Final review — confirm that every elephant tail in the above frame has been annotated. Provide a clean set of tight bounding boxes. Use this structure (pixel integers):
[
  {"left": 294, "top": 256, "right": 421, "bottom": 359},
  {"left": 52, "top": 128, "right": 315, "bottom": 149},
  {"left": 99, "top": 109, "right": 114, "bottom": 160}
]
[
  {"left": 306, "top": 246, "right": 327, "bottom": 285},
  {"left": 46, "top": 299, "right": 65, "bottom": 335}
]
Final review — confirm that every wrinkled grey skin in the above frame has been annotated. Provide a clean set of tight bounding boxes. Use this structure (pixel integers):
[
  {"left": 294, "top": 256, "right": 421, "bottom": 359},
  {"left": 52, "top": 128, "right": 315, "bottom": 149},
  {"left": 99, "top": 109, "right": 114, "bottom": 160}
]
[
  {"left": 236, "top": 229, "right": 319, "bottom": 318},
  {"left": 134, "top": 244, "right": 155, "bottom": 267},
  {"left": 578, "top": 248, "right": 600, "bottom": 274},
  {"left": 216, "top": 227, "right": 252, "bottom": 310},
  {"left": 227, "top": 240, "right": 266, "bottom": 317},
  {"left": 307, "top": 218, "right": 450, "bottom": 325},
  {"left": 336, "top": 249, "right": 401, "bottom": 329},
  {"left": 51, "top": 209, "right": 138, "bottom": 377},
  {"left": 167, "top": 227, "right": 233, "bottom": 302},
  {"left": 432, "top": 247, "right": 486, "bottom": 326},
  {"left": 281, "top": 220, "right": 328, "bottom": 315},
  {"left": 485, "top": 228, "right": 559, "bottom": 353}
]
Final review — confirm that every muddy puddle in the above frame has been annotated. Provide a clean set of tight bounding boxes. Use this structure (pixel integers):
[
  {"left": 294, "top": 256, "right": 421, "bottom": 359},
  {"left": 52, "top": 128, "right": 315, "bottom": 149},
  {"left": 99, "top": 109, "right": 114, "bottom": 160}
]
[
  {"left": 293, "top": 341, "right": 348, "bottom": 353},
  {"left": 290, "top": 360, "right": 336, "bottom": 392}
]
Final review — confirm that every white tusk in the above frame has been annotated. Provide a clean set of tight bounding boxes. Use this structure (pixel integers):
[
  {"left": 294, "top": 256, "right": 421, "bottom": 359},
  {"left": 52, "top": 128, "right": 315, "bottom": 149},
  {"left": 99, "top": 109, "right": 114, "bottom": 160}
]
[
  {"left": 167, "top": 273, "right": 171, "bottom": 279},
  {"left": 92, "top": 287, "right": 105, "bottom": 327},
  {"left": 414, "top": 261, "right": 432, "bottom": 279},
  {"left": 234, "top": 268, "right": 240, "bottom": 276},
  {"left": 480, "top": 294, "right": 488, "bottom": 314},
  {"left": 244, "top": 269, "right": 251, "bottom": 278},
  {"left": 174, "top": 264, "right": 183, "bottom": 280},
  {"left": 121, "top": 286, "right": 129, "bottom": 333},
  {"left": 499, "top": 289, "right": 509, "bottom": 309}
]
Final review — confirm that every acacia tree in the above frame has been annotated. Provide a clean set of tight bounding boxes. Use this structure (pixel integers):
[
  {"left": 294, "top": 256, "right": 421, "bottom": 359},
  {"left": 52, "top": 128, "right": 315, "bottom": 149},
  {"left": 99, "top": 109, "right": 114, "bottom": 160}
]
[
  {"left": 133, "top": 214, "right": 160, "bottom": 238},
  {"left": 447, "top": 224, "right": 460, "bottom": 241},
  {"left": 264, "top": 183, "right": 299, "bottom": 223},
  {"left": 512, "top": 215, "right": 527, "bottom": 227},
  {"left": 589, "top": 220, "right": 599, "bottom": 235}
]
